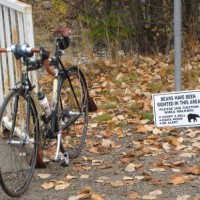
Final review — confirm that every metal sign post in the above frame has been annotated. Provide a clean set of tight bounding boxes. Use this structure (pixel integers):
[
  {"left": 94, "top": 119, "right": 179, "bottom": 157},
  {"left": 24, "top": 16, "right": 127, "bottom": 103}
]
[{"left": 174, "top": 0, "right": 182, "bottom": 91}]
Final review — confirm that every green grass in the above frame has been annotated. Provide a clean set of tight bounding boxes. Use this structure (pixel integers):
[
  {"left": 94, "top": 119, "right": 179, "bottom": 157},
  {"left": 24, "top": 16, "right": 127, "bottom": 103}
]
[
  {"left": 141, "top": 111, "right": 154, "bottom": 121},
  {"left": 115, "top": 122, "right": 127, "bottom": 128},
  {"left": 128, "top": 103, "right": 140, "bottom": 111},
  {"left": 148, "top": 82, "right": 163, "bottom": 93},
  {"left": 94, "top": 113, "right": 113, "bottom": 122},
  {"left": 101, "top": 103, "right": 117, "bottom": 109}
]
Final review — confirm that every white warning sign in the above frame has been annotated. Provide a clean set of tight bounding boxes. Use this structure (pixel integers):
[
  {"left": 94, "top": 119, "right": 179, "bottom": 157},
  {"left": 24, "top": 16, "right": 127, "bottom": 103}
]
[{"left": 152, "top": 90, "right": 200, "bottom": 127}]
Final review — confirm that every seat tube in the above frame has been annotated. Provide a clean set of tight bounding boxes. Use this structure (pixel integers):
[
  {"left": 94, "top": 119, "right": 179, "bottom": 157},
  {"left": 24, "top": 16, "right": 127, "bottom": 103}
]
[{"left": 51, "top": 69, "right": 59, "bottom": 133}]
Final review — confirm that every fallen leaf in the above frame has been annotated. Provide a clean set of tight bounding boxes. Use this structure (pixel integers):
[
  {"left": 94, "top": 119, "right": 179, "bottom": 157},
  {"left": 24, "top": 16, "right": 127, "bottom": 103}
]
[
  {"left": 184, "top": 166, "right": 200, "bottom": 175},
  {"left": 55, "top": 182, "right": 70, "bottom": 190},
  {"left": 65, "top": 175, "right": 78, "bottom": 181},
  {"left": 92, "top": 160, "right": 103, "bottom": 165},
  {"left": 68, "top": 196, "right": 78, "bottom": 200},
  {"left": 126, "top": 191, "right": 140, "bottom": 199},
  {"left": 136, "top": 125, "right": 148, "bottom": 133},
  {"left": 135, "top": 176, "right": 144, "bottom": 180},
  {"left": 90, "top": 123, "right": 98, "bottom": 128},
  {"left": 91, "top": 193, "right": 104, "bottom": 200},
  {"left": 116, "top": 73, "right": 123, "bottom": 80},
  {"left": 77, "top": 187, "right": 92, "bottom": 199},
  {"left": 177, "top": 195, "right": 191, "bottom": 200},
  {"left": 124, "top": 163, "right": 136, "bottom": 172},
  {"left": 41, "top": 182, "right": 55, "bottom": 190},
  {"left": 153, "top": 128, "right": 162, "bottom": 134},
  {"left": 179, "top": 153, "right": 196, "bottom": 158},
  {"left": 171, "top": 138, "right": 181, "bottom": 146},
  {"left": 162, "top": 142, "right": 170, "bottom": 150},
  {"left": 38, "top": 173, "right": 51, "bottom": 179},
  {"left": 102, "top": 139, "right": 112, "bottom": 147},
  {"left": 110, "top": 180, "right": 124, "bottom": 188},
  {"left": 142, "top": 190, "right": 162, "bottom": 199},
  {"left": 81, "top": 174, "right": 90, "bottom": 179},
  {"left": 170, "top": 174, "right": 192, "bottom": 185},
  {"left": 123, "top": 176, "right": 134, "bottom": 181},
  {"left": 99, "top": 164, "right": 113, "bottom": 169},
  {"left": 172, "top": 160, "right": 185, "bottom": 167},
  {"left": 89, "top": 147, "right": 99, "bottom": 154},
  {"left": 149, "top": 167, "right": 166, "bottom": 172}
]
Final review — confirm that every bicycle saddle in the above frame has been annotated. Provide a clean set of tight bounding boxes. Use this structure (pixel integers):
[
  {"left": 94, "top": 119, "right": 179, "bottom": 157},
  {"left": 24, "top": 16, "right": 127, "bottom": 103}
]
[{"left": 51, "top": 27, "right": 72, "bottom": 37}]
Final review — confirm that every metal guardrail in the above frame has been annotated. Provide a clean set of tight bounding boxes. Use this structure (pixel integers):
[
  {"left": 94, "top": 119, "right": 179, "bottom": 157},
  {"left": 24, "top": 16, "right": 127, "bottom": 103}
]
[{"left": 0, "top": 0, "right": 36, "bottom": 104}]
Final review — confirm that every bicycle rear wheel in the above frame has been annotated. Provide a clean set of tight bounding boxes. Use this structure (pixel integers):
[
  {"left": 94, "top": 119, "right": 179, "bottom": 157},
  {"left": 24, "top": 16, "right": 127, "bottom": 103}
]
[
  {"left": 0, "top": 90, "right": 38, "bottom": 197},
  {"left": 58, "top": 66, "right": 88, "bottom": 159}
]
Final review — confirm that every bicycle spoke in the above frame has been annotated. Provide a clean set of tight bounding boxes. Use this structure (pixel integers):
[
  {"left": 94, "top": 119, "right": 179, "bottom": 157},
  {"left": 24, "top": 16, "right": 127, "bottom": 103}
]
[
  {"left": 0, "top": 91, "right": 38, "bottom": 197},
  {"left": 58, "top": 67, "right": 88, "bottom": 159}
]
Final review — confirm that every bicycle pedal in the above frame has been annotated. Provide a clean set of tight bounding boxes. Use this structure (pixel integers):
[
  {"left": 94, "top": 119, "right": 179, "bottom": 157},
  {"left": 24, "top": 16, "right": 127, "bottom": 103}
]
[{"left": 60, "top": 153, "right": 69, "bottom": 167}]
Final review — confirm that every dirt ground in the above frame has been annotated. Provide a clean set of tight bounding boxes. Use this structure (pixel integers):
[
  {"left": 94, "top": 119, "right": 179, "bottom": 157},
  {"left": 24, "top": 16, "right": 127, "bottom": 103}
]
[
  {"left": 0, "top": 62, "right": 200, "bottom": 200},
  {"left": 0, "top": 125, "right": 199, "bottom": 200}
]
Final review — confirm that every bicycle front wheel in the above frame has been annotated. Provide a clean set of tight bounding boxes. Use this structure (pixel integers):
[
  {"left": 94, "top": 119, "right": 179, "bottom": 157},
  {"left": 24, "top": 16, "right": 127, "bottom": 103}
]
[
  {"left": 0, "top": 90, "right": 39, "bottom": 197},
  {"left": 58, "top": 66, "right": 88, "bottom": 159}
]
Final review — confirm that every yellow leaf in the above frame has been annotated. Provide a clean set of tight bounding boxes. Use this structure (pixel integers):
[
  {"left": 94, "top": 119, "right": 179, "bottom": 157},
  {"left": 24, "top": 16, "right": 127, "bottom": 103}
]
[
  {"left": 142, "top": 190, "right": 162, "bottom": 200},
  {"left": 65, "top": 175, "right": 78, "bottom": 180},
  {"left": 80, "top": 174, "right": 90, "bottom": 179},
  {"left": 159, "top": 67, "right": 166, "bottom": 78},
  {"left": 55, "top": 182, "right": 70, "bottom": 190},
  {"left": 90, "top": 123, "right": 98, "bottom": 128},
  {"left": 86, "top": 50, "right": 94, "bottom": 59},
  {"left": 150, "top": 168, "right": 166, "bottom": 172},
  {"left": 153, "top": 128, "right": 162, "bottom": 135},
  {"left": 89, "top": 147, "right": 98, "bottom": 154},
  {"left": 41, "top": 182, "right": 55, "bottom": 189},
  {"left": 38, "top": 173, "right": 51, "bottom": 179},
  {"left": 126, "top": 191, "right": 140, "bottom": 199},
  {"left": 91, "top": 193, "right": 104, "bottom": 200},
  {"left": 123, "top": 176, "right": 134, "bottom": 181},
  {"left": 110, "top": 180, "right": 124, "bottom": 188},
  {"left": 92, "top": 160, "right": 103, "bottom": 166},
  {"left": 184, "top": 166, "right": 200, "bottom": 175},
  {"left": 136, "top": 125, "right": 148, "bottom": 133},
  {"left": 79, "top": 187, "right": 92, "bottom": 194},
  {"left": 170, "top": 174, "right": 191, "bottom": 185}
]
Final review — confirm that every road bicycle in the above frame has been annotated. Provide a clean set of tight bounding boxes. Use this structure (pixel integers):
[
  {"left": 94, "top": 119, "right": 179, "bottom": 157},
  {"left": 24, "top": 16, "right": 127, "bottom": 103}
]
[{"left": 0, "top": 27, "right": 96, "bottom": 197}]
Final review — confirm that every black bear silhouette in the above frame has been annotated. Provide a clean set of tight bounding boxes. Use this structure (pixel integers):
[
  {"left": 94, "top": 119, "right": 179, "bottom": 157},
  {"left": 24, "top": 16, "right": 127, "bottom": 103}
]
[{"left": 187, "top": 113, "right": 200, "bottom": 122}]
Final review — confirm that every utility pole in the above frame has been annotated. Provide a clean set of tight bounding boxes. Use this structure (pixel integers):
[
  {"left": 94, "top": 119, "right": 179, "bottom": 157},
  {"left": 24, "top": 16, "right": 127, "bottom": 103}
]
[{"left": 174, "top": 0, "right": 182, "bottom": 91}]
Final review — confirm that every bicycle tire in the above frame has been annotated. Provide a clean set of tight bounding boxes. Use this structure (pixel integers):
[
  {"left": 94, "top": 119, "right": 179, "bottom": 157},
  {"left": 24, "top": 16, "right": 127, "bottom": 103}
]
[
  {"left": 0, "top": 90, "right": 39, "bottom": 197},
  {"left": 58, "top": 66, "right": 88, "bottom": 159}
]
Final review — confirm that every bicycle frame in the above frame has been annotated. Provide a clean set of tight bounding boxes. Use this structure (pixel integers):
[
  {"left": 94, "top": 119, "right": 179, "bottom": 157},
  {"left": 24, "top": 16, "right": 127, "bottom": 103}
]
[
  {"left": 0, "top": 34, "right": 85, "bottom": 162},
  {"left": 0, "top": 27, "right": 91, "bottom": 197},
  {"left": 15, "top": 53, "right": 83, "bottom": 161}
]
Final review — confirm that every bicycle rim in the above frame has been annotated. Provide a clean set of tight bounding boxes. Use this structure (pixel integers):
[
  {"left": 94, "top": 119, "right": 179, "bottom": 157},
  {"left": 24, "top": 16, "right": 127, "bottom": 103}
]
[
  {"left": 58, "top": 67, "right": 88, "bottom": 158},
  {"left": 0, "top": 90, "right": 38, "bottom": 197}
]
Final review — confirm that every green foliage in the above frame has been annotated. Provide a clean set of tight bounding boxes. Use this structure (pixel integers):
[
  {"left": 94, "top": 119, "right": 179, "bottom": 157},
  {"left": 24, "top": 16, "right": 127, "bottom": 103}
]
[
  {"left": 141, "top": 111, "right": 154, "bottom": 121},
  {"left": 78, "top": 6, "right": 135, "bottom": 51},
  {"left": 52, "top": 0, "right": 68, "bottom": 15},
  {"left": 94, "top": 113, "right": 113, "bottom": 122},
  {"left": 148, "top": 82, "right": 163, "bottom": 93},
  {"left": 115, "top": 122, "right": 127, "bottom": 128},
  {"left": 101, "top": 103, "right": 117, "bottom": 110}
]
